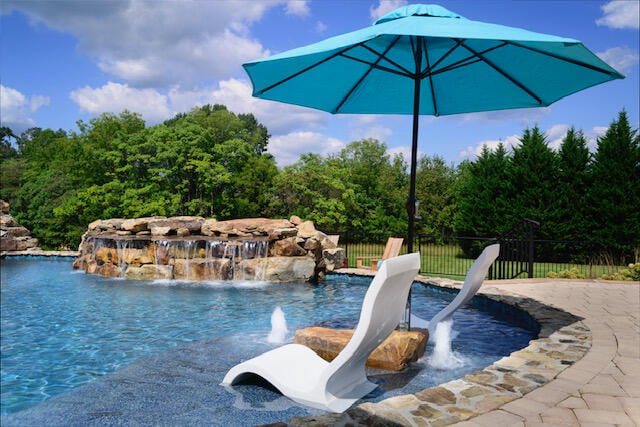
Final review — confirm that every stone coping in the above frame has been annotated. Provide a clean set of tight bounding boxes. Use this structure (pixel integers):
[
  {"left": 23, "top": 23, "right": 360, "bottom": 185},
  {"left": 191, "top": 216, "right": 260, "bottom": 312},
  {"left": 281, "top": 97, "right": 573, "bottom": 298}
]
[
  {"left": 288, "top": 270, "right": 594, "bottom": 426},
  {"left": 1, "top": 249, "right": 79, "bottom": 258}
]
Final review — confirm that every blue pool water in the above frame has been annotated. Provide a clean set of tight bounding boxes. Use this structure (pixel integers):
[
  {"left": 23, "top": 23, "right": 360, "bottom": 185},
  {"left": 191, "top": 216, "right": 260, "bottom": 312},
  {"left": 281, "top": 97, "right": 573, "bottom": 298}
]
[{"left": 1, "top": 256, "right": 538, "bottom": 422}]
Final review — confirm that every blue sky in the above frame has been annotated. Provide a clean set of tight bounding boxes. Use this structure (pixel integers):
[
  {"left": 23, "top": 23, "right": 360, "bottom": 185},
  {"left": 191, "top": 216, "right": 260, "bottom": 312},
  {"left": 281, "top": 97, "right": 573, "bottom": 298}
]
[{"left": 1, "top": 0, "right": 638, "bottom": 166}]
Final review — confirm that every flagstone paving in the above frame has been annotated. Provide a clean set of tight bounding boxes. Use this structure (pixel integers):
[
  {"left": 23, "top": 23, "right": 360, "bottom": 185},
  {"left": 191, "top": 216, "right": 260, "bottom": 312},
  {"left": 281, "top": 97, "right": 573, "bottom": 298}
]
[{"left": 291, "top": 277, "right": 639, "bottom": 426}]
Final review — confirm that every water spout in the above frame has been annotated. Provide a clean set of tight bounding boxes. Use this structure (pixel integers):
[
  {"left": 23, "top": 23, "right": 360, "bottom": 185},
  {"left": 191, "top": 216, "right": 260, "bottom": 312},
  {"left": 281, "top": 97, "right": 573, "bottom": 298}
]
[
  {"left": 267, "top": 306, "right": 288, "bottom": 343},
  {"left": 427, "top": 319, "right": 464, "bottom": 370}
]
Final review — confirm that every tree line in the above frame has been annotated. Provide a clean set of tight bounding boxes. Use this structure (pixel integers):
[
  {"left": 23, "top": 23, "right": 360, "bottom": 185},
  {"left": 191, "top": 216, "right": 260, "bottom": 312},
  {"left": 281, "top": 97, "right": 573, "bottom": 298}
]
[{"left": 1, "top": 105, "right": 638, "bottom": 252}]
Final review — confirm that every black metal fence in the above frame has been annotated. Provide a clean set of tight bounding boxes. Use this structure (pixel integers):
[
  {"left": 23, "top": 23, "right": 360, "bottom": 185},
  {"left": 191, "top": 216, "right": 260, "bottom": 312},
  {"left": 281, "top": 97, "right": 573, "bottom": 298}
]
[{"left": 335, "top": 233, "right": 638, "bottom": 280}]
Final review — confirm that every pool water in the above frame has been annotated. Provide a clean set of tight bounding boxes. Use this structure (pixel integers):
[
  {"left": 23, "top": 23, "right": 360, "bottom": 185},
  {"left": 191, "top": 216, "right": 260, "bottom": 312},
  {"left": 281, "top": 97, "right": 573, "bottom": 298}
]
[{"left": 1, "top": 256, "right": 538, "bottom": 420}]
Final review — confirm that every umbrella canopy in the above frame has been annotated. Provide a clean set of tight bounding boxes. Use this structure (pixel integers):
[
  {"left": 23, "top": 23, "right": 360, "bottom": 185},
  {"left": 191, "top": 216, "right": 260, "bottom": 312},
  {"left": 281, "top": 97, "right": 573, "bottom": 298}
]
[
  {"left": 244, "top": 4, "right": 623, "bottom": 257},
  {"left": 245, "top": 4, "right": 622, "bottom": 117}
]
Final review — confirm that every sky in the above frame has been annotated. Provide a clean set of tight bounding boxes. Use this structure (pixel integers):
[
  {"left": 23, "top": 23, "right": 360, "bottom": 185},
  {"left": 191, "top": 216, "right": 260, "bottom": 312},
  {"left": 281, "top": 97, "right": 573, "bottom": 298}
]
[{"left": 1, "top": 0, "right": 638, "bottom": 167}]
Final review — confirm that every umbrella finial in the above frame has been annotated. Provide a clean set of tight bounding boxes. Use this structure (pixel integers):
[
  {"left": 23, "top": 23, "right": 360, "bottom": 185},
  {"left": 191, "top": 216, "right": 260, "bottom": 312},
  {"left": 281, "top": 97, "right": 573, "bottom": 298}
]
[{"left": 374, "top": 4, "right": 465, "bottom": 25}]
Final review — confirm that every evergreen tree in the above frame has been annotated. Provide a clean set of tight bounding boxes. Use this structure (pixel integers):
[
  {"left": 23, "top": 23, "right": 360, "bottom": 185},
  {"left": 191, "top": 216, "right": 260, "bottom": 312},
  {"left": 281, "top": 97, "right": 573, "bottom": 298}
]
[
  {"left": 453, "top": 143, "right": 511, "bottom": 255},
  {"left": 552, "top": 128, "right": 592, "bottom": 261},
  {"left": 589, "top": 111, "right": 640, "bottom": 255},
  {"left": 508, "top": 126, "right": 559, "bottom": 242}
]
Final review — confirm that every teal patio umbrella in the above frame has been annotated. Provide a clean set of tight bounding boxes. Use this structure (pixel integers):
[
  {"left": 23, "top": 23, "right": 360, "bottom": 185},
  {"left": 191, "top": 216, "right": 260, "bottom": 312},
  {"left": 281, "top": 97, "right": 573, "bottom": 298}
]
[{"left": 242, "top": 4, "right": 623, "bottom": 322}]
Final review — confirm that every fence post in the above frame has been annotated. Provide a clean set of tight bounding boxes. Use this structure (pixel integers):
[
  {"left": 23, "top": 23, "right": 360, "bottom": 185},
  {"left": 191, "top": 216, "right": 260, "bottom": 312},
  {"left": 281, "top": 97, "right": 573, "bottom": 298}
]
[{"left": 528, "top": 221, "right": 535, "bottom": 278}]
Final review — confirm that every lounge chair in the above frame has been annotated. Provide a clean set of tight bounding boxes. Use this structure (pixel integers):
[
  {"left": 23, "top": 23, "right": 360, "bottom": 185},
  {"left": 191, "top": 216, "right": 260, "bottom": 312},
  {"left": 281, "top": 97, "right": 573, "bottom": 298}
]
[
  {"left": 222, "top": 252, "right": 421, "bottom": 413},
  {"left": 356, "top": 237, "right": 403, "bottom": 270},
  {"left": 427, "top": 243, "right": 500, "bottom": 331}
]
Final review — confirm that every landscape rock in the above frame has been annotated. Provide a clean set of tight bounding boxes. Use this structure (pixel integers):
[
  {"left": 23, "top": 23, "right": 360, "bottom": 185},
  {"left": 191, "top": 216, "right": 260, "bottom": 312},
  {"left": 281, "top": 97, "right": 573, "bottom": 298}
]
[
  {"left": 323, "top": 248, "right": 347, "bottom": 271},
  {"left": 236, "top": 256, "right": 316, "bottom": 282},
  {"left": 125, "top": 264, "right": 174, "bottom": 280},
  {"left": 274, "top": 237, "right": 307, "bottom": 257},
  {"left": 121, "top": 217, "right": 165, "bottom": 233},
  {"left": 294, "top": 326, "right": 428, "bottom": 371},
  {"left": 296, "top": 220, "right": 317, "bottom": 238},
  {"left": 148, "top": 216, "right": 204, "bottom": 233},
  {"left": 0, "top": 200, "right": 39, "bottom": 252}
]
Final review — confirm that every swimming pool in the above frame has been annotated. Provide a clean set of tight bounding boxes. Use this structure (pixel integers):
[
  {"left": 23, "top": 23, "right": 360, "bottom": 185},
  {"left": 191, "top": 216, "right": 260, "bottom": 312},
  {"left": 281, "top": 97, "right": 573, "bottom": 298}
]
[{"left": 1, "top": 256, "right": 538, "bottom": 423}]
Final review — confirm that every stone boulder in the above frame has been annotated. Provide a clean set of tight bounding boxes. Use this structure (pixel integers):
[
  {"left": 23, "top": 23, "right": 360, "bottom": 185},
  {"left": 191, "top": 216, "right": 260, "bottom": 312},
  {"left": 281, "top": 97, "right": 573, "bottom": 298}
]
[
  {"left": 294, "top": 326, "right": 428, "bottom": 371},
  {"left": 237, "top": 256, "right": 316, "bottom": 282},
  {"left": 173, "top": 258, "right": 231, "bottom": 281},
  {"left": 201, "top": 218, "right": 294, "bottom": 238},
  {"left": 148, "top": 216, "right": 205, "bottom": 236},
  {"left": 88, "top": 218, "right": 125, "bottom": 233},
  {"left": 125, "top": 264, "right": 173, "bottom": 280},
  {"left": 322, "top": 248, "right": 347, "bottom": 271},
  {"left": 121, "top": 217, "right": 166, "bottom": 233},
  {"left": 1, "top": 214, "right": 19, "bottom": 228},
  {"left": 296, "top": 220, "right": 317, "bottom": 239},
  {"left": 0, "top": 200, "right": 40, "bottom": 252},
  {"left": 274, "top": 237, "right": 307, "bottom": 256}
]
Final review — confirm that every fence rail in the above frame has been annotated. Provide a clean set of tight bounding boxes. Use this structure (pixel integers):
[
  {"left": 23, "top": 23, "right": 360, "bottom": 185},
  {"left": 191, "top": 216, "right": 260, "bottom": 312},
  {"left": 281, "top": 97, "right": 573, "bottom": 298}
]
[{"left": 335, "top": 233, "right": 638, "bottom": 280}]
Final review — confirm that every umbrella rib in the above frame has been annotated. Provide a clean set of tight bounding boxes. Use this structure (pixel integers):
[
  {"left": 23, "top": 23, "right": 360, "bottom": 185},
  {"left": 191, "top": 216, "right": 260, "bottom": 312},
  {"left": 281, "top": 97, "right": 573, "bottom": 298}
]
[
  {"left": 255, "top": 42, "right": 372, "bottom": 96},
  {"left": 426, "top": 38, "right": 466, "bottom": 73},
  {"left": 507, "top": 41, "right": 622, "bottom": 77},
  {"left": 419, "top": 42, "right": 505, "bottom": 79},
  {"left": 417, "top": 36, "right": 439, "bottom": 115},
  {"left": 340, "top": 53, "right": 411, "bottom": 78},
  {"left": 460, "top": 41, "right": 544, "bottom": 105},
  {"left": 333, "top": 36, "right": 404, "bottom": 112},
  {"left": 359, "top": 42, "right": 414, "bottom": 76}
]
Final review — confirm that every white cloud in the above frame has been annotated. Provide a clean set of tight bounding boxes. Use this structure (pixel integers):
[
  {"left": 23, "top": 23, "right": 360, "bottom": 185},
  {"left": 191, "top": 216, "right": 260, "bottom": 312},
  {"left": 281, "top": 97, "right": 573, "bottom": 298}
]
[
  {"left": 209, "top": 78, "right": 327, "bottom": 134},
  {"left": 370, "top": 0, "right": 407, "bottom": 22},
  {"left": 70, "top": 82, "right": 171, "bottom": 122},
  {"left": 4, "top": 0, "right": 275, "bottom": 88},
  {"left": 596, "top": 1, "right": 640, "bottom": 29},
  {"left": 315, "top": 21, "right": 327, "bottom": 34},
  {"left": 458, "top": 107, "right": 551, "bottom": 126},
  {"left": 0, "top": 84, "right": 50, "bottom": 131},
  {"left": 546, "top": 123, "right": 570, "bottom": 151},
  {"left": 388, "top": 145, "right": 420, "bottom": 163},
  {"left": 597, "top": 47, "right": 639, "bottom": 73},
  {"left": 29, "top": 95, "right": 50, "bottom": 112},
  {"left": 285, "top": 0, "right": 310, "bottom": 16},
  {"left": 585, "top": 126, "right": 609, "bottom": 153},
  {"left": 458, "top": 134, "right": 520, "bottom": 160},
  {"left": 349, "top": 123, "right": 393, "bottom": 142},
  {"left": 268, "top": 131, "right": 344, "bottom": 166}
]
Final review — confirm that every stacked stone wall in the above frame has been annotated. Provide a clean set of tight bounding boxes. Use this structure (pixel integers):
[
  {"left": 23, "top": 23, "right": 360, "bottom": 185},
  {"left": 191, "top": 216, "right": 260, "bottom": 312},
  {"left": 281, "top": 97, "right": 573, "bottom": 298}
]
[{"left": 74, "top": 215, "right": 346, "bottom": 283}]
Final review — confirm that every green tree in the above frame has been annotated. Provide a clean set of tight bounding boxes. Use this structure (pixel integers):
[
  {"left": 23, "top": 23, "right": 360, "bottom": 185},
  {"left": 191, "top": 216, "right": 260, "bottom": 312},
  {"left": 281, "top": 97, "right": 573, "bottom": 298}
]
[
  {"left": 269, "top": 153, "right": 357, "bottom": 233},
  {"left": 507, "top": 126, "right": 560, "bottom": 242},
  {"left": 1, "top": 126, "right": 18, "bottom": 160},
  {"left": 332, "top": 139, "right": 407, "bottom": 240},
  {"left": 556, "top": 128, "right": 592, "bottom": 240},
  {"left": 414, "top": 155, "right": 457, "bottom": 237},
  {"left": 453, "top": 143, "right": 512, "bottom": 237},
  {"left": 0, "top": 127, "right": 24, "bottom": 202},
  {"left": 589, "top": 110, "right": 640, "bottom": 250}
]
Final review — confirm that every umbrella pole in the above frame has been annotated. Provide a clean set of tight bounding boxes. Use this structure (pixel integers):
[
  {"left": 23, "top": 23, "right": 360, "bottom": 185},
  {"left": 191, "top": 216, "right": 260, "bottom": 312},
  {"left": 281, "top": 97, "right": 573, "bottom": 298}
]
[{"left": 402, "top": 62, "right": 422, "bottom": 330}]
